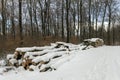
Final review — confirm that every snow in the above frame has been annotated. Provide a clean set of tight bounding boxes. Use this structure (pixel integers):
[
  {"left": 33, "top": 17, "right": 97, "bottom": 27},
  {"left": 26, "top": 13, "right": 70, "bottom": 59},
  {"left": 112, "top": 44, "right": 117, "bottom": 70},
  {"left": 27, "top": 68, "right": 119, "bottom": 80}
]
[
  {"left": 0, "top": 75, "right": 8, "bottom": 80},
  {"left": 90, "top": 38, "right": 101, "bottom": 42},
  {"left": 50, "top": 53, "right": 75, "bottom": 69},
  {"left": 32, "top": 51, "right": 68, "bottom": 63},
  {"left": 6, "top": 54, "right": 14, "bottom": 60},
  {"left": 84, "top": 38, "right": 103, "bottom": 42},
  {"left": 0, "top": 60, "right": 6, "bottom": 66},
  {"left": 18, "top": 60, "right": 22, "bottom": 65},
  {"left": 90, "top": 38, "right": 104, "bottom": 43},
  {"left": 16, "top": 47, "right": 36, "bottom": 52},
  {"left": 0, "top": 67, "right": 8, "bottom": 74},
  {"left": 29, "top": 65, "right": 37, "bottom": 70},
  {"left": 1, "top": 46, "right": 120, "bottom": 80},
  {"left": 9, "top": 59, "right": 18, "bottom": 65},
  {"left": 16, "top": 46, "right": 55, "bottom": 52}
]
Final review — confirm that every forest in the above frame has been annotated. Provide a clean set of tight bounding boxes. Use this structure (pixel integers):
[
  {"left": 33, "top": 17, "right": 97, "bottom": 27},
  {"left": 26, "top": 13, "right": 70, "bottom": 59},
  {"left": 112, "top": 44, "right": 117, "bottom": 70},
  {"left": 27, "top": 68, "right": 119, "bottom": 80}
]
[{"left": 0, "top": 0, "right": 120, "bottom": 53}]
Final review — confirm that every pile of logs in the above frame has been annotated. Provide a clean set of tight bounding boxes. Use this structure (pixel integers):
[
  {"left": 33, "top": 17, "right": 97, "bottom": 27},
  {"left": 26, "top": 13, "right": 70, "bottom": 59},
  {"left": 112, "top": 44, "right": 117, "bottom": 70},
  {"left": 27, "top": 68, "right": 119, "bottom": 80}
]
[
  {"left": 5, "top": 38, "right": 104, "bottom": 72},
  {"left": 6, "top": 42, "right": 73, "bottom": 72},
  {"left": 82, "top": 38, "right": 104, "bottom": 50}
]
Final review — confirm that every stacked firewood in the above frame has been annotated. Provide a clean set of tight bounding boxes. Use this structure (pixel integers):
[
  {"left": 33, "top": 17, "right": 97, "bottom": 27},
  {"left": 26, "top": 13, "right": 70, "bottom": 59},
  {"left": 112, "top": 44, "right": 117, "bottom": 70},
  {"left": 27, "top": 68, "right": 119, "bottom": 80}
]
[
  {"left": 6, "top": 42, "right": 72, "bottom": 72},
  {"left": 6, "top": 51, "right": 23, "bottom": 67},
  {"left": 82, "top": 38, "right": 104, "bottom": 50},
  {"left": 5, "top": 38, "right": 104, "bottom": 72}
]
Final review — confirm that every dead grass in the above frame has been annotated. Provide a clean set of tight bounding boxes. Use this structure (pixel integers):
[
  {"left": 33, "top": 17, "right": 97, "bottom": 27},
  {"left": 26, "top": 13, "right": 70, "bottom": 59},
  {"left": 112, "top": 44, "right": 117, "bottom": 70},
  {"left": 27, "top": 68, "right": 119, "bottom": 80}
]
[
  {"left": 0, "top": 34, "right": 80, "bottom": 59},
  {"left": 0, "top": 36, "right": 80, "bottom": 54}
]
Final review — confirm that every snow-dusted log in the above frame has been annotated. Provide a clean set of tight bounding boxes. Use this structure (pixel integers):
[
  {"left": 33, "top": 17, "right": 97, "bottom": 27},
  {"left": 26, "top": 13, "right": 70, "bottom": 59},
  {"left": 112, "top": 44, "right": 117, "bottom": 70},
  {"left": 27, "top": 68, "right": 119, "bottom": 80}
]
[
  {"left": 8, "top": 59, "right": 18, "bottom": 66},
  {"left": 32, "top": 51, "right": 68, "bottom": 64},
  {"left": 22, "top": 59, "right": 32, "bottom": 70},
  {"left": 15, "top": 45, "right": 56, "bottom": 53},
  {"left": 0, "top": 60, "right": 7, "bottom": 66},
  {"left": 24, "top": 48, "right": 66, "bottom": 59},
  {"left": 7, "top": 54, "right": 14, "bottom": 60},
  {"left": 83, "top": 38, "right": 104, "bottom": 48}
]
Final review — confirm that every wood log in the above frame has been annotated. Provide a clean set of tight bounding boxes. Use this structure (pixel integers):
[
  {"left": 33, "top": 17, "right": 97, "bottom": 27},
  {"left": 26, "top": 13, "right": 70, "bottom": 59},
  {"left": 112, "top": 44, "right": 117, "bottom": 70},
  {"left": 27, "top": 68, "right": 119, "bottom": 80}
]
[
  {"left": 22, "top": 59, "right": 32, "bottom": 70},
  {"left": 29, "top": 68, "right": 34, "bottom": 71},
  {"left": 83, "top": 38, "right": 104, "bottom": 47},
  {"left": 14, "top": 51, "right": 25, "bottom": 60},
  {"left": 40, "top": 67, "right": 52, "bottom": 72}
]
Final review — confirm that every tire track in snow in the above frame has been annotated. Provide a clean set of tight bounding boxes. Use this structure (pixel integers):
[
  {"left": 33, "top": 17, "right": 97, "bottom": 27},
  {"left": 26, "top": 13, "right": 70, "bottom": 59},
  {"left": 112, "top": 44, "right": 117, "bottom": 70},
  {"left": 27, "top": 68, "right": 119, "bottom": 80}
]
[
  {"left": 85, "top": 53, "right": 108, "bottom": 80},
  {"left": 84, "top": 48, "right": 120, "bottom": 80}
]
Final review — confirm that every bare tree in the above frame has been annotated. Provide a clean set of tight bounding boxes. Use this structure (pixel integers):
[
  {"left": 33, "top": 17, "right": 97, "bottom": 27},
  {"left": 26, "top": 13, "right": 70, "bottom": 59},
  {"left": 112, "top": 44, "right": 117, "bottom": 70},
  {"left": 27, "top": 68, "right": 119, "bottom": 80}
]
[
  {"left": 1, "top": 0, "right": 6, "bottom": 39},
  {"left": 11, "top": 0, "right": 15, "bottom": 39},
  {"left": 19, "top": 0, "right": 23, "bottom": 44},
  {"left": 27, "top": 0, "right": 34, "bottom": 37},
  {"left": 101, "top": 0, "right": 108, "bottom": 39},
  {"left": 88, "top": 0, "right": 92, "bottom": 38},
  {"left": 66, "top": 0, "right": 70, "bottom": 43},
  {"left": 80, "top": 0, "right": 83, "bottom": 42},
  {"left": 61, "top": 0, "right": 65, "bottom": 40}
]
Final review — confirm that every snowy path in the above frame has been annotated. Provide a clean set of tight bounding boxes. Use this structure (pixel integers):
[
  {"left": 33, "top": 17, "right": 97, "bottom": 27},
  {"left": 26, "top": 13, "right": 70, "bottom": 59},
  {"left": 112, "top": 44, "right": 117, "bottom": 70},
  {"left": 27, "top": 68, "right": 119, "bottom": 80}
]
[
  {"left": 1, "top": 46, "right": 120, "bottom": 80},
  {"left": 84, "top": 47, "right": 120, "bottom": 80}
]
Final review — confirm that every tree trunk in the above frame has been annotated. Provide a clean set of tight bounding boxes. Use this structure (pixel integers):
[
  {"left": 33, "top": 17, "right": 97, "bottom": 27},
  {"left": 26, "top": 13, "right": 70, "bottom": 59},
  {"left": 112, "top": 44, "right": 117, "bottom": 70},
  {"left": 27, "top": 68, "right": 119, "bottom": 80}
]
[
  {"left": 1, "top": 0, "right": 6, "bottom": 39},
  {"left": 77, "top": 0, "right": 80, "bottom": 39},
  {"left": 19, "top": 0, "right": 23, "bottom": 45},
  {"left": 66, "top": 0, "right": 70, "bottom": 43},
  {"left": 101, "top": 1, "right": 107, "bottom": 39},
  {"left": 62, "top": 0, "right": 64, "bottom": 40},
  {"left": 107, "top": 5, "right": 111, "bottom": 45},
  {"left": 11, "top": 0, "right": 15, "bottom": 39},
  {"left": 80, "top": 0, "right": 83, "bottom": 42},
  {"left": 88, "top": 0, "right": 91, "bottom": 38}
]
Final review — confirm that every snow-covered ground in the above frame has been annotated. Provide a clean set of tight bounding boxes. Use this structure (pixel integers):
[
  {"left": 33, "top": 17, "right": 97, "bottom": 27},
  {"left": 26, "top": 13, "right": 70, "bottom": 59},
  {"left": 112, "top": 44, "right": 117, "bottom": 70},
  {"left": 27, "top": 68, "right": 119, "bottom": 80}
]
[{"left": 0, "top": 46, "right": 120, "bottom": 80}]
